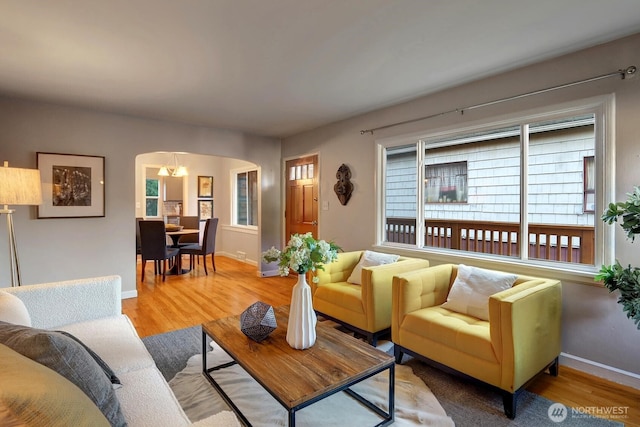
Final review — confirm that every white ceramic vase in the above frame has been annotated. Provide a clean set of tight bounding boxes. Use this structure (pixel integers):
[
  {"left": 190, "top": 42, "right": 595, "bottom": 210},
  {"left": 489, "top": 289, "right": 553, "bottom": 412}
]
[{"left": 286, "top": 273, "right": 317, "bottom": 350}]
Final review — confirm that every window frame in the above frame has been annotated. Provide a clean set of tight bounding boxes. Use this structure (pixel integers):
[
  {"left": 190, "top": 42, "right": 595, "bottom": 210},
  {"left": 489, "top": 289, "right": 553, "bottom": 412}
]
[
  {"left": 231, "top": 166, "right": 259, "bottom": 229},
  {"left": 583, "top": 155, "right": 596, "bottom": 213},
  {"left": 374, "top": 95, "right": 615, "bottom": 284}
]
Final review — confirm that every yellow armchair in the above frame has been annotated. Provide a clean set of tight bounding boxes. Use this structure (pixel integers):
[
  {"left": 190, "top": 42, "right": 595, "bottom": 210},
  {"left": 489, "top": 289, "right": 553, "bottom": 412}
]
[
  {"left": 312, "top": 251, "right": 429, "bottom": 345},
  {"left": 392, "top": 264, "right": 562, "bottom": 419}
]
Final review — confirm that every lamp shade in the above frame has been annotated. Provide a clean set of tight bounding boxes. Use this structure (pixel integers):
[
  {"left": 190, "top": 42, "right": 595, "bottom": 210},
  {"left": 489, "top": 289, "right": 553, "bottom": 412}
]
[{"left": 0, "top": 166, "right": 43, "bottom": 206}]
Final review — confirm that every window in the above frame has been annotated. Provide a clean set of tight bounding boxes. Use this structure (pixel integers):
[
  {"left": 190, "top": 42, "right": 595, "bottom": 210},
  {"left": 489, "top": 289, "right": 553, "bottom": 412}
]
[
  {"left": 425, "top": 161, "right": 467, "bottom": 203},
  {"left": 145, "top": 168, "right": 160, "bottom": 217},
  {"left": 379, "top": 97, "right": 613, "bottom": 272},
  {"left": 234, "top": 169, "right": 258, "bottom": 227},
  {"left": 584, "top": 156, "right": 595, "bottom": 213}
]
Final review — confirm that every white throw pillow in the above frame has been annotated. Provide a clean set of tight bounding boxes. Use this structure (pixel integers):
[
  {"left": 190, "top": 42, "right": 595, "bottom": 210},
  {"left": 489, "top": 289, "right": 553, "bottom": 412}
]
[
  {"left": 0, "top": 290, "right": 31, "bottom": 326},
  {"left": 441, "top": 264, "right": 517, "bottom": 320},
  {"left": 347, "top": 251, "right": 400, "bottom": 285}
]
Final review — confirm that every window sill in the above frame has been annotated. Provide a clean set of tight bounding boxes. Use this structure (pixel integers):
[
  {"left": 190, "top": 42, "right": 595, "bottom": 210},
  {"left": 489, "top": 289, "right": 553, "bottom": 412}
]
[{"left": 373, "top": 244, "right": 603, "bottom": 287}]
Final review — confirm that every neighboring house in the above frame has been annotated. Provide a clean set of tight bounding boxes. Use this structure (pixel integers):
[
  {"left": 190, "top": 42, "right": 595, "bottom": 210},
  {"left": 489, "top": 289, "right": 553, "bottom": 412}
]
[{"left": 385, "top": 115, "right": 596, "bottom": 265}]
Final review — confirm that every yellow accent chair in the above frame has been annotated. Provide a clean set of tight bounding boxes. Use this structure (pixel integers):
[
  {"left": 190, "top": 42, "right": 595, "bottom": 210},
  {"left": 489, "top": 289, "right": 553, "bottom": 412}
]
[
  {"left": 311, "top": 251, "right": 430, "bottom": 345},
  {"left": 392, "top": 264, "right": 562, "bottom": 419}
]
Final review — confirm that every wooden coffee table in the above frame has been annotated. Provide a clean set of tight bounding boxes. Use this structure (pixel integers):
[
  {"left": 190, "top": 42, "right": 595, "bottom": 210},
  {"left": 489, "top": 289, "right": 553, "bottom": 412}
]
[{"left": 201, "top": 305, "right": 395, "bottom": 426}]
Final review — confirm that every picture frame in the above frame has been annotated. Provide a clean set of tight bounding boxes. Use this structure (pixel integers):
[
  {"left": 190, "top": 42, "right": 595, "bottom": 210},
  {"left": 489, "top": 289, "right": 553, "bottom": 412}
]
[
  {"left": 37, "top": 152, "right": 105, "bottom": 219},
  {"left": 198, "top": 175, "right": 213, "bottom": 198},
  {"left": 198, "top": 199, "right": 213, "bottom": 221}
]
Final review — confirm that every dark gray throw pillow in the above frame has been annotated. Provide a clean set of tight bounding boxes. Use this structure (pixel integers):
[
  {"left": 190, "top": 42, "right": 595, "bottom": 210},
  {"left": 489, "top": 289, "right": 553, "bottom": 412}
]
[
  {"left": 0, "top": 321, "right": 127, "bottom": 427},
  {"left": 57, "top": 330, "right": 122, "bottom": 388}
]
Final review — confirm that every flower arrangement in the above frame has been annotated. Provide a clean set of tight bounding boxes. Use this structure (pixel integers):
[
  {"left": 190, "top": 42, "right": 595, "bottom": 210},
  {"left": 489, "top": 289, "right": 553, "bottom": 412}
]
[{"left": 263, "top": 233, "right": 340, "bottom": 282}]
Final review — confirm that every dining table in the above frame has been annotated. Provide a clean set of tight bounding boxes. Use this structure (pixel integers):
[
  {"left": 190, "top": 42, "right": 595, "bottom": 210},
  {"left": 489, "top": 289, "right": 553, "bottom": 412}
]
[
  {"left": 165, "top": 228, "right": 200, "bottom": 274},
  {"left": 165, "top": 228, "right": 200, "bottom": 247}
]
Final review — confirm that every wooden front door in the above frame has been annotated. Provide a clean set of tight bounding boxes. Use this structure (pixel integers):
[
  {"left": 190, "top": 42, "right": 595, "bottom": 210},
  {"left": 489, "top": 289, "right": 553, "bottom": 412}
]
[{"left": 285, "top": 155, "right": 318, "bottom": 241}]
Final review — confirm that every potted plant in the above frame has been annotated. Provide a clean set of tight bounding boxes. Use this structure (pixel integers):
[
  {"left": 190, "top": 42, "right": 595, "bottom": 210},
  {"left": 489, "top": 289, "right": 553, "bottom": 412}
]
[{"left": 595, "top": 186, "right": 640, "bottom": 329}]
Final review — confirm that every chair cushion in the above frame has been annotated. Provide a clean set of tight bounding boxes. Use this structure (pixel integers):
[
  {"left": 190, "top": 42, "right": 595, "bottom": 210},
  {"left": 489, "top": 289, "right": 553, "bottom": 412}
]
[
  {"left": 314, "top": 282, "right": 364, "bottom": 312},
  {"left": 347, "top": 251, "right": 400, "bottom": 285},
  {"left": 0, "top": 321, "right": 126, "bottom": 426},
  {"left": 0, "top": 343, "right": 111, "bottom": 427},
  {"left": 403, "top": 306, "right": 496, "bottom": 362},
  {"left": 442, "top": 264, "right": 516, "bottom": 320},
  {"left": 0, "top": 290, "right": 31, "bottom": 326}
]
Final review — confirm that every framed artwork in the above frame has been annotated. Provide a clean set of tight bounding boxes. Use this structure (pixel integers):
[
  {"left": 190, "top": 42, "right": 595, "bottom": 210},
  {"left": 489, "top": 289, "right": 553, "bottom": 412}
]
[
  {"left": 198, "top": 175, "right": 213, "bottom": 198},
  {"left": 37, "top": 152, "right": 105, "bottom": 219},
  {"left": 198, "top": 200, "right": 213, "bottom": 221}
]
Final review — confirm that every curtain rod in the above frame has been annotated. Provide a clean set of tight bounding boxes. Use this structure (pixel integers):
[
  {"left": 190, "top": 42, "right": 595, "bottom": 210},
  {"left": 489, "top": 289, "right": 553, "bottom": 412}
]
[{"left": 360, "top": 65, "right": 636, "bottom": 135}]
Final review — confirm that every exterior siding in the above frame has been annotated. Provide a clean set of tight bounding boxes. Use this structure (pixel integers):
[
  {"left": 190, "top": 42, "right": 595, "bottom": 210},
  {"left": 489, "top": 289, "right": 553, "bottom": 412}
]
[{"left": 386, "top": 126, "right": 595, "bottom": 227}]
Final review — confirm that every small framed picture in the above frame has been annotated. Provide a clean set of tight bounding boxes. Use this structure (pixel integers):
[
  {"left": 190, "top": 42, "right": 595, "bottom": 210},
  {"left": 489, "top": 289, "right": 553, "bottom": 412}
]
[
  {"left": 198, "top": 176, "right": 213, "bottom": 198},
  {"left": 37, "top": 152, "right": 105, "bottom": 218},
  {"left": 198, "top": 200, "right": 213, "bottom": 220}
]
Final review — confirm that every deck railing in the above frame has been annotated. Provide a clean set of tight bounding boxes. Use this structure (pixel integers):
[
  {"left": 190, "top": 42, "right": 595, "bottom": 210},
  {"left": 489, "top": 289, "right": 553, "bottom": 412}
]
[{"left": 386, "top": 217, "right": 595, "bottom": 265}]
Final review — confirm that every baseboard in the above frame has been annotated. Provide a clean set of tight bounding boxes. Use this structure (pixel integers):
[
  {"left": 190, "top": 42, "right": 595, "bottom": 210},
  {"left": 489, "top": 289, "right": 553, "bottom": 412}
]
[
  {"left": 121, "top": 290, "right": 138, "bottom": 299},
  {"left": 259, "top": 268, "right": 280, "bottom": 278},
  {"left": 560, "top": 352, "right": 640, "bottom": 390},
  {"left": 217, "top": 251, "right": 258, "bottom": 266}
]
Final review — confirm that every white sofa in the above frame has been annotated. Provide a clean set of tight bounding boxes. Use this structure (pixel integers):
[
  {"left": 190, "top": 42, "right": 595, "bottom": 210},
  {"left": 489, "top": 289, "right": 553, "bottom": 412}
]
[{"left": 3, "top": 275, "right": 239, "bottom": 427}]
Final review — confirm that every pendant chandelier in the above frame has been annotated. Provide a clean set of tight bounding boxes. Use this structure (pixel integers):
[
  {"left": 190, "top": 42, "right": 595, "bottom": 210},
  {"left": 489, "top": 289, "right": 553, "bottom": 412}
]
[{"left": 158, "top": 153, "right": 188, "bottom": 177}]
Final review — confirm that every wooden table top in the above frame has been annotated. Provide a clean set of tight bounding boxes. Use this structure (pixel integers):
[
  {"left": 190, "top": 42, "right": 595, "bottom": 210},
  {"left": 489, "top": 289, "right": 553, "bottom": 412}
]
[
  {"left": 202, "top": 305, "right": 394, "bottom": 409},
  {"left": 165, "top": 228, "right": 199, "bottom": 236}
]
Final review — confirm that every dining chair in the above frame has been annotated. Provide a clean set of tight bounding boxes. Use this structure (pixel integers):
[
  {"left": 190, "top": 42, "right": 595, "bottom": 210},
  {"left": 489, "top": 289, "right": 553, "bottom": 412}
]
[
  {"left": 180, "top": 218, "right": 218, "bottom": 275},
  {"left": 135, "top": 217, "right": 143, "bottom": 258},
  {"left": 139, "top": 220, "right": 180, "bottom": 282},
  {"left": 178, "top": 216, "right": 200, "bottom": 246}
]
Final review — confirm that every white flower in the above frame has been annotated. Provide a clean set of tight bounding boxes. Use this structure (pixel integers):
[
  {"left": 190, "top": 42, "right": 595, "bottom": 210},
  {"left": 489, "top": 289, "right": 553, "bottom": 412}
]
[{"left": 262, "top": 233, "right": 340, "bottom": 276}]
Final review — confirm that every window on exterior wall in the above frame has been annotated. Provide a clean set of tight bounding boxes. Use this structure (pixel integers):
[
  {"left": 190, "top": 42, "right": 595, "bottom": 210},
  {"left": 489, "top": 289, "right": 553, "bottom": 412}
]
[
  {"left": 425, "top": 161, "right": 468, "bottom": 203},
  {"left": 234, "top": 169, "right": 258, "bottom": 227},
  {"left": 385, "top": 145, "right": 417, "bottom": 244},
  {"left": 145, "top": 169, "right": 160, "bottom": 217},
  {"left": 380, "top": 99, "right": 610, "bottom": 272},
  {"left": 584, "top": 156, "right": 595, "bottom": 213}
]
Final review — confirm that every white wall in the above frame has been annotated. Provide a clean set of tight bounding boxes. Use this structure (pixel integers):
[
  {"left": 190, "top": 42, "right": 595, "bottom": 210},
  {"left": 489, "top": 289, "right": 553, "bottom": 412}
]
[
  {"left": 0, "top": 99, "right": 281, "bottom": 296},
  {"left": 283, "top": 33, "right": 640, "bottom": 383}
]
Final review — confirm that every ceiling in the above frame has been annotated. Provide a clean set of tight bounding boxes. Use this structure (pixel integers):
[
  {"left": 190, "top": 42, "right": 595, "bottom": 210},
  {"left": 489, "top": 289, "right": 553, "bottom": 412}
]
[{"left": 1, "top": 1, "right": 640, "bottom": 138}]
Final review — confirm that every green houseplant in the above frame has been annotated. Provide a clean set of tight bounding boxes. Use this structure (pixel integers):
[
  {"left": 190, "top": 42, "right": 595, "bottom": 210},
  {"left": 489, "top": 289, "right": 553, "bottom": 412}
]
[{"left": 595, "top": 186, "right": 640, "bottom": 329}]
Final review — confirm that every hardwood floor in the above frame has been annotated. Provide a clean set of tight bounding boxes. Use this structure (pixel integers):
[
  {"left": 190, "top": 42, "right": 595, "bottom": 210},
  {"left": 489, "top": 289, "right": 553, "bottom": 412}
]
[{"left": 124, "top": 255, "right": 640, "bottom": 426}]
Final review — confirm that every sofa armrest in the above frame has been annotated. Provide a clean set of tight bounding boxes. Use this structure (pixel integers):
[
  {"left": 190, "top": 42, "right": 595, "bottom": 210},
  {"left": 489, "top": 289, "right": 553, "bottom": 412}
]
[
  {"left": 489, "top": 279, "right": 562, "bottom": 391},
  {"left": 4, "top": 275, "right": 122, "bottom": 329}
]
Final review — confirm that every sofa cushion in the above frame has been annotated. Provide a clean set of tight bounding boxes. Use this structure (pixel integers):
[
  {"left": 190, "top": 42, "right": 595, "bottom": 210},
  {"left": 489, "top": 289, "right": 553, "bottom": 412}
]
[
  {"left": 0, "top": 290, "right": 31, "bottom": 326},
  {"left": 347, "top": 251, "right": 400, "bottom": 285},
  {"left": 59, "top": 314, "right": 156, "bottom": 374},
  {"left": 0, "top": 343, "right": 110, "bottom": 427},
  {"left": 0, "top": 321, "right": 126, "bottom": 427},
  {"left": 442, "top": 264, "right": 517, "bottom": 320},
  {"left": 116, "top": 366, "right": 191, "bottom": 426}
]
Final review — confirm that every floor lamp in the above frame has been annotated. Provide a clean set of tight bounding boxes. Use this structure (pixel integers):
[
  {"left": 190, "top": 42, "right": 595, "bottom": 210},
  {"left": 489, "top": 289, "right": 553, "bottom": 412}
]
[{"left": 0, "top": 161, "right": 42, "bottom": 287}]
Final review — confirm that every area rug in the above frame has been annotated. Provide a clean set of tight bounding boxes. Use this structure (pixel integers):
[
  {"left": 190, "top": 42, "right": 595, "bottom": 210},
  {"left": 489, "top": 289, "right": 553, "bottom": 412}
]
[
  {"left": 168, "top": 340, "right": 453, "bottom": 426},
  {"left": 143, "top": 326, "right": 622, "bottom": 427}
]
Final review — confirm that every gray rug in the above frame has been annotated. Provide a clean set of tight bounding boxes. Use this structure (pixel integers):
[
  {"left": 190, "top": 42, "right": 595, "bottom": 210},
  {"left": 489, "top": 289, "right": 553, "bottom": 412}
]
[{"left": 143, "top": 326, "right": 622, "bottom": 427}]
